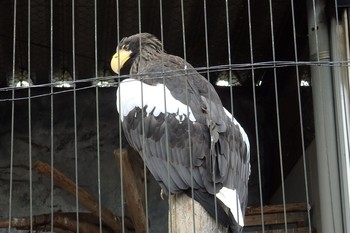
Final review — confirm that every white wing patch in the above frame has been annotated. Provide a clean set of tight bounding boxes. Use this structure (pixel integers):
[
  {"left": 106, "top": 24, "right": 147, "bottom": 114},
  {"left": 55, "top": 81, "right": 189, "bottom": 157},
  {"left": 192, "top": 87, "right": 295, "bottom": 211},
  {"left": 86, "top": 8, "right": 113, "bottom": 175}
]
[
  {"left": 216, "top": 187, "right": 244, "bottom": 227},
  {"left": 116, "top": 78, "right": 196, "bottom": 122}
]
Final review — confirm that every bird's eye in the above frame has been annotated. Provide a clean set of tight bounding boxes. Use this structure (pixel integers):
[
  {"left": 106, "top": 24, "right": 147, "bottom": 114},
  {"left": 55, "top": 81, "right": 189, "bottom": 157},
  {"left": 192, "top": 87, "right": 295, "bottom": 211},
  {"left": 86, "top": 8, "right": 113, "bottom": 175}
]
[{"left": 119, "top": 44, "right": 129, "bottom": 51}]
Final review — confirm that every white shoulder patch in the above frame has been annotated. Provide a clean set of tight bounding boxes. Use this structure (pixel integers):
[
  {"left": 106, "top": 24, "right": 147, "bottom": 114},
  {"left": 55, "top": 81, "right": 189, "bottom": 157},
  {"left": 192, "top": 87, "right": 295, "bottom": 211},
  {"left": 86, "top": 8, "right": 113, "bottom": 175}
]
[
  {"left": 216, "top": 187, "right": 244, "bottom": 227},
  {"left": 116, "top": 78, "right": 196, "bottom": 122}
]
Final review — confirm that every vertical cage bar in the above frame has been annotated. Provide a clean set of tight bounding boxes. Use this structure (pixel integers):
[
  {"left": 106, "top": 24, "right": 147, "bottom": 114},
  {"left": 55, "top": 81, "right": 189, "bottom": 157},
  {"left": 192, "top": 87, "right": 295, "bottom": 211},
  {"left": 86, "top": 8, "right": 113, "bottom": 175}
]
[
  {"left": 115, "top": 0, "right": 125, "bottom": 232},
  {"left": 247, "top": 0, "right": 265, "bottom": 232},
  {"left": 224, "top": 1, "right": 243, "bottom": 227},
  {"left": 157, "top": 1, "right": 173, "bottom": 232},
  {"left": 267, "top": 1, "right": 288, "bottom": 231},
  {"left": 50, "top": 0, "right": 54, "bottom": 231},
  {"left": 289, "top": 0, "right": 312, "bottom": 232},
  {"left": 27, "top": 0, "right": 33, "bottom": 232},
  {"left": 180, "top": 1, "right": 196, "bottom": 232},
  {"left": 8, "top": 0, "right": 17, "bottom": 230},
  {"left": 136, "top": 2, "right": 150, "bottom": 232},
  {"left": 71, "top": 0, "right": 79, "bottom": 232},
  {"left": 224, "top": 0, "right": 234, "bottom": 118},
  {"left": 93, "top": 0, "right": 103, "bottom": 232},
  {"left": 202, "top": 0, "right": 219, "bottom": 230}
]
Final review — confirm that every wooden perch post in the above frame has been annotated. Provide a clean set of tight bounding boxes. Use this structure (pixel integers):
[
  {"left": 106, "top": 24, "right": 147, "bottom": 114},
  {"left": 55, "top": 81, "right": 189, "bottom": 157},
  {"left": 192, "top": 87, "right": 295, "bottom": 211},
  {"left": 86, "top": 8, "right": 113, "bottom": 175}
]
[
  {"left": 34, "top": 161, "right": 133, "bottom": 232},
  {"left": 170, "top": 193, "right": 227, "bottom": 233},
  {"left": 114, "top": 148, "right": 147, "bottom": 233},
  {"left": 114, "top": 148, "right": 227, "bottom": 232}
]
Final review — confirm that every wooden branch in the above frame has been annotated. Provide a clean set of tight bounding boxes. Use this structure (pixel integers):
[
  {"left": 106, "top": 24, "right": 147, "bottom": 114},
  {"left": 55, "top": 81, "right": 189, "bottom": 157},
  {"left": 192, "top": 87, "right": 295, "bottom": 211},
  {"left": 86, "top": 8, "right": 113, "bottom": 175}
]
[
  {"left": 114, "top": 148, "right": 147, "bottom": 233},
  {"left": 0, "top": 212, "right": 113, "bottom": 233},
  {"left": 0, "top": 213, "right": 48, "bottom": 228},
  {"left": 54, "top": 214, "right": 101, "bottom": 233},
  {"left": 170, "top": 193, "right": 228, "bottom": 233},
  {"left": 34, "top": 161, "right": 133, "bottom": 232},
  {"left": 49, "top": 227, "right": 75, "bottom": 233},
  {"left": 34, "top": 225, "right": 76, "bottom": 233}
]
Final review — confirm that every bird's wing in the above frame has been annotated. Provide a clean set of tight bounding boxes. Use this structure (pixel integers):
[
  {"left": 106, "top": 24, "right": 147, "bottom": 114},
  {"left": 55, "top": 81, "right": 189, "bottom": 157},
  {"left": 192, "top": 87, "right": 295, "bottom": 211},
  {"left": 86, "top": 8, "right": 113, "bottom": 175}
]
[{"left": 117, "top": 76, "right": 210, "bottom": 194}]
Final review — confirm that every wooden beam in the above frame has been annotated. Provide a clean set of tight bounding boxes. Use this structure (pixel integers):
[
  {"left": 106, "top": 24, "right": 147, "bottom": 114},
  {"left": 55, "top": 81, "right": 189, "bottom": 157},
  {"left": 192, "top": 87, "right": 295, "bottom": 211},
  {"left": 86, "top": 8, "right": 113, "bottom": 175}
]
[
  {"left": 114, "top": 148, "right": 147, "bottom": 233},
  {"left": 244, "top": 227, "right": 314, "bottom": 233},
  {"left": 170, "top": 193, "right": 227, "bottom": 233},
  {"left": 244, "top": 203, "right": 314, "bottom": 232},
  {"left": 245, "top": 212, "right": 306, "bottom": 227},
  {"left": 245, "top": 203, "right": 308, "bottom": 215}
]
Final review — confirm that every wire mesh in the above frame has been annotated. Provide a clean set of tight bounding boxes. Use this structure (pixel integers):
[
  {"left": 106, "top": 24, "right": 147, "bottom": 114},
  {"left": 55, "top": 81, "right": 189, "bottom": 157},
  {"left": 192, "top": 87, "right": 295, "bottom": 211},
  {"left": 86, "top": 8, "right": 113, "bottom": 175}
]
[{"left": 1, "top": 0, "right": 349, "bottom": 233}]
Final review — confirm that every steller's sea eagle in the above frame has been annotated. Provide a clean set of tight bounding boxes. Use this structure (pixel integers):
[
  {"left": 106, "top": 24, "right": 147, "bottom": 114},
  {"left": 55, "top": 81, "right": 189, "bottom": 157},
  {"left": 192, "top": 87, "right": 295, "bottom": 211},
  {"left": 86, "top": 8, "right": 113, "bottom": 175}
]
[{"left": 110, "top": 33, "right": 250, "bottom": 233}]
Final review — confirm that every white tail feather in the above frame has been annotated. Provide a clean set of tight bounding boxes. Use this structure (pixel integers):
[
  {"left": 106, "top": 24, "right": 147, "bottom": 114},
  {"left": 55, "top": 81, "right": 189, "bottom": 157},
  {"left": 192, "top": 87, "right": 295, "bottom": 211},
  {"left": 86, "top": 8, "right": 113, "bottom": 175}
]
[{"left": 216, "top": 187, "right": 244, "bottom": 227}]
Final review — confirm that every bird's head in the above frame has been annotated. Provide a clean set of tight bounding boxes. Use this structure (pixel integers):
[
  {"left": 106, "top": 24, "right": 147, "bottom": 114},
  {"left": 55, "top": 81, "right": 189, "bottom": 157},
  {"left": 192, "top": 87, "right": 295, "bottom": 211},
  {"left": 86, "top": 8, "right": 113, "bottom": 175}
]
[{"left": 110, "top": 33, "right": 163, "bottom": 74}]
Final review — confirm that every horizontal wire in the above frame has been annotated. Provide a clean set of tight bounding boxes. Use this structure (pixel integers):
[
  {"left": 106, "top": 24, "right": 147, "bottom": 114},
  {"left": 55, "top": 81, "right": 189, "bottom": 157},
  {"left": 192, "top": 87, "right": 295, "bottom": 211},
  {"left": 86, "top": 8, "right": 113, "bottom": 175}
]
[
  {"left": 0, "top": 59, "right": 348, "bottom": 102},
  {"left": 2, "top": 59, "right": 349, "bottom": 91},
  {"left": 1, "top": 59, "right": 349, "bottom": 91}
]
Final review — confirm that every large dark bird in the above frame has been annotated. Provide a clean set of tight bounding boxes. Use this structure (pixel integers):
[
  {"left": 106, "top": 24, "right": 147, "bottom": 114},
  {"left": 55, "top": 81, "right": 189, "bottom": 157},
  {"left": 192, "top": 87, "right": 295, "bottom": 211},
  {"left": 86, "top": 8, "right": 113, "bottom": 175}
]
[{"left": 110, "top": 33, "right": 250, "bottom": 232}]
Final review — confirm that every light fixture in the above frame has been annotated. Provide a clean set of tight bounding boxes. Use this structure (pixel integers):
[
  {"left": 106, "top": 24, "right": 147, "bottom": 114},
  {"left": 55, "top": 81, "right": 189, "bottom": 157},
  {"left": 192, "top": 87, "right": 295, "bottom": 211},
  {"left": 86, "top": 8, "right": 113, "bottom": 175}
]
[
  {"left": 92, "top": 69, "right": 115, "bottom": 87},
  {"left": 53, "top": 69, "right": 74, "bottom": 88},
  {"left": 215, "top": 71, "right": 241, "bottom": 87},
  {"left": 299, "top": 69, "right": 311, "bottom": 86},
  {"left": 300, "top": 80, "right": 310, "bottom": 86},
  {"left": 256, "top": 80, "right": 263, "bottom": 86},
  {"left": 7, "top": 69, "right": 33, "bottom": 88},
  {"left": 216, "top": 79, "right": 230, "bottom": 87}
]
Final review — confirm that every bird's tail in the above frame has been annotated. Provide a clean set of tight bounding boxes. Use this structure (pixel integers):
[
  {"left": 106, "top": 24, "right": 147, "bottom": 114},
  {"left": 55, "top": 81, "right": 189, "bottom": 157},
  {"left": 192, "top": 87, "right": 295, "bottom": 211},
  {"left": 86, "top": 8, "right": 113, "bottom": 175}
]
[{"left": 184, "top": 189, "right": 242, "bottom": 233}]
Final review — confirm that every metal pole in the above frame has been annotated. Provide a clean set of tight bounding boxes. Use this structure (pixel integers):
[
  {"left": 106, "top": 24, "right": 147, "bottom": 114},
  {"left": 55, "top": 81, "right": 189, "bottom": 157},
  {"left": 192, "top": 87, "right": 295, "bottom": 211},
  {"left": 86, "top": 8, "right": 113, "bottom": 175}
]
[
  {"left": 330, "top": 8, "right": 350, "bottom": 233},
  {"left": 307, "top": 0, "right": 344, "bottom": 232}
]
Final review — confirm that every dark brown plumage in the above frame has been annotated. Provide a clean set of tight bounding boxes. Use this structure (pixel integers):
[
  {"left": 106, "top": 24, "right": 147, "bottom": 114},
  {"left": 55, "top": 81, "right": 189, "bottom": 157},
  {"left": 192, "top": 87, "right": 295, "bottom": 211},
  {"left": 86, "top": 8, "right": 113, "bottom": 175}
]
[{"left": 111, "top": 33, "right": 250, "bottom": 233}]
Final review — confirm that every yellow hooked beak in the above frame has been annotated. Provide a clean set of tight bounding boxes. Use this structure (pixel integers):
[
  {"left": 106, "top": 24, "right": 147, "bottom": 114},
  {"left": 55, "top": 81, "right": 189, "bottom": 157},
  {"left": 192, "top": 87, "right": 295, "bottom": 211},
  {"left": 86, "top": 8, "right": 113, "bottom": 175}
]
[{"left": 110, "top": 48, "right": 132, "bottom": 74}]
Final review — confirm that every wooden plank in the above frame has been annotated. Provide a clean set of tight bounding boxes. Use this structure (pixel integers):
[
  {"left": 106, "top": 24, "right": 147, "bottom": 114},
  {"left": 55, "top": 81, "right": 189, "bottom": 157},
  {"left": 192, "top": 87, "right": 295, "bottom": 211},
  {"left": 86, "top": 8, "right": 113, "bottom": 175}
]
[
  {"left": 244, "top": 227, "right": 314, "bottom": 233},
  {"left": 245, "top": 212, "right": 306, "bottom": 227},
  {"left": 245, "top": 203, "right": 308, "bottom": 216}
]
